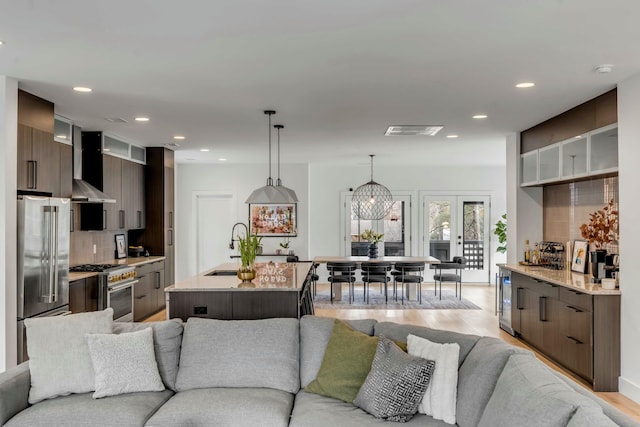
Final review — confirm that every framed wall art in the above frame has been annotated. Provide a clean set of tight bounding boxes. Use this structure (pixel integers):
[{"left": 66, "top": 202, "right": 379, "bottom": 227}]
[
  {"left": 249, "top": 204, "right": 297, "bottom": 237},
  {"left": 115, "top": 234, "right": 127, "bottom": 259},
  {"left": 571, "top": 240, "right": 589, "bottom": 273}
]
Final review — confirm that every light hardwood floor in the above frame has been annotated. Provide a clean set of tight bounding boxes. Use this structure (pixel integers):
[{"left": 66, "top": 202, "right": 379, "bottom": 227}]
[{"left": 145, "top": 283, "right": 640, "bottom": 422}]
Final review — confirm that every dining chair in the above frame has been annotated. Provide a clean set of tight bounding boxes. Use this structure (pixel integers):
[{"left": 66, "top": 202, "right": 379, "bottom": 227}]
[
  {"left": 360, "top": 262, "right": 392, "bottom": 303},
  {"left": 393, "top": 261, "right": 425, "bottom": 304},
  {"left": 431, "top": 256, "right": 466, "bottom": 300},
  {"left": 327, "top": 262, "right": 357, "bottom": 303}
]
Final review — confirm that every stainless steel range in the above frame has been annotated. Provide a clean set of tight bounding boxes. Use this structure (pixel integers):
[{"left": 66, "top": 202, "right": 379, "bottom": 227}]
[{"left": 70, "top": 264, "right": 137, "bottom": 322}]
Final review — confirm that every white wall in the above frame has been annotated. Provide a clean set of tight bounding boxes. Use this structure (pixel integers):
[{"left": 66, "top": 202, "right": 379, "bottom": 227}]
[
  {"left": 0, "top": 76, "right": 18, "bottom": 370},
  {"left": 616, "top": 74, "right": 640, "bottom": 403},
  {"left": 175, "top": 163, "right": 309, "bottom": 281}
]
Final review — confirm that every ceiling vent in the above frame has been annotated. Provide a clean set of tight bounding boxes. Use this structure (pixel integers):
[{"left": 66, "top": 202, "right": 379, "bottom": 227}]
[
  {"left": 385, "top": 125, "right": 444, "bottom": 136},
  {"left": 105, "top": 117, "right": 129, "bottom": 123},
  {"left": 164, "top": 142, "right": 180, "bottom": 148}
]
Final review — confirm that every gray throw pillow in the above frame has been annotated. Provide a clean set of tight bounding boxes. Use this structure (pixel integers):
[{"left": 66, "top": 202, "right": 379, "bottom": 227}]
[
  {"left": 24, "top": 308, "right": 114, "bottom": 404},
  {"left": 354, "top": 337, "right": 435, "bottom": 422},
  {"left": 112, "top": 319, "right": 183, "bottom": 391},
  {"left": 86, "top": 327, "right": 165, "bottom": 398}
]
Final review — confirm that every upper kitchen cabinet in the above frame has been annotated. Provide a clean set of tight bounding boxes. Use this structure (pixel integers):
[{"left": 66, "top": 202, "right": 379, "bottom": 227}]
[
  {"left": 538, "top": 143, "right": 560, "bottom": 183},
  {"left": 561, "top": 136, "right": 588, "bottom": 179},
  {"left": 520, "top": 151, "right": 538, "bottom": 186},
  {"left": 80, "top": 132, "right": 145, "bottom": 231},
  {"left": 54, "top": 115, "right": 72, "bottom": 145},
  {"left": 589, "top": 124, "right": 618, "bottom": 174},
  {"left": 17, "top": 91, "right": 72, "bottom": 198}
]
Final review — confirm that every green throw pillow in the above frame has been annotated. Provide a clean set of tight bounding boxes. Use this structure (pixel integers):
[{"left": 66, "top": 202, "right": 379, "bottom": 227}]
[{"left": 305, "top": 319, "right": 379, "bottom": 402}]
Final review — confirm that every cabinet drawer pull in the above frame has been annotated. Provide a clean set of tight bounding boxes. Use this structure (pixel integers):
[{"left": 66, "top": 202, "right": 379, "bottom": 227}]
[
  {"left": 103, "top": 209, "right": 107, "bottom": 230},
  {"left": 568, "top": 289, "right": 584, "bottom": 295},
  {"left": 517, "top": 288, "right": 524, "bottom": 310},
  {"left": 137, "top": 295, "right": 146, "bottom": 299},
  {"left": 27, "top": 161, "right": 37, "bottom": 189},
  {"left": 566, "top": 305, "right": 583, "bottom": 313},
  {"left": 119, "top": 210, "right": 125, "bottom": 229},
  {"left": 539, "top": 296, "right": 547, "bottom": 321},
  {"left": 567, "top": 336, "right": 583, "bottom": 345},
  {"left": 137, "top": 210, "right": 142, "bottom": 228}
]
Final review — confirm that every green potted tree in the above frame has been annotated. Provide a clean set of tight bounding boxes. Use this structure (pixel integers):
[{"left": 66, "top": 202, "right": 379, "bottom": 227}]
[
  {"left": 237, "top": 233, "right": 262, "bottom": 287},
  {"left": 494, "top": 214, "right": 507, "bottom": 254}
]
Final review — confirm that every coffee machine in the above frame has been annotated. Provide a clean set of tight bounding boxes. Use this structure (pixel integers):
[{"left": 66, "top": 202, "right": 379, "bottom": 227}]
[{"left": 590, "top": 250, "right": 606, "bottom": 283}]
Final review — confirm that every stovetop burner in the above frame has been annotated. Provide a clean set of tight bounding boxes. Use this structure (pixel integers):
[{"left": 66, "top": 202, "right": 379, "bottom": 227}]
[{"left": 70, "top": 264, "right": 122, "bottom": 273}]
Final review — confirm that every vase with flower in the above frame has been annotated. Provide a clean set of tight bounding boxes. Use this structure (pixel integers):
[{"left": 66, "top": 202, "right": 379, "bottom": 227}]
[
  {"left": 237, "top": 234, "right": 262, "bottom": 287},
  {"left": 360, "top": 229, "right": 384, "bottom": 259},
  {"left": 579, "top": 199, "right": 619, "bottom": 283}
]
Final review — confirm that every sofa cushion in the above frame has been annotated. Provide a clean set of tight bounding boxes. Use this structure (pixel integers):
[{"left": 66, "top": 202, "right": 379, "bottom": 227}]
[
  {"left": 24, "top": 308, "right": 114, "bottom": 404},
  {"left": 456, "top": 337, "right": 529, "bottom": 427},
  {"left": 566, "top": 406, "right": 618, "bottom": 427},
  {"left": 305, "top": 320, "right": 378, "bottom": 403},
  {"left": 145, "top": 388, "right": 294, "bottom": 427},
  {"left": 374, "top": 322, "right": 479, "bottom": 366},
  {"left": 175, "top": 317, "right": 299, "bottom": 393},
  {"left": 0, "top": 362, "right": 30, "bottom": 425},
  {"left": 407, "top": 334, "right": 459, "bottom": 424},
  {"left": 4, "top": 390, "right": 173, "bottom": 427},
  {"left": 290, "top": 390, "right": 451, "bottom": 427},
  {"left": 87, "top": 328, "right": 165, "bottom": 398},
  {"left": 354, "top": 337, "right": 435, "bottom": 422},
  {"left": 478, "top": 354, "right": 605, "bottom": 427},
  {"left": 299, "top": 316, "right": 377, "bottom": 388},
  {"left": 113, "top": 319, "right": 183, "bottom": 392}
]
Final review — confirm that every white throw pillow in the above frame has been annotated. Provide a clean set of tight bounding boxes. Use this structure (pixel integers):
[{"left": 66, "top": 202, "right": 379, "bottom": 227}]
[
  {"left": 25, "top": 308, "right": 114, "bottom": 404},
  {"left": 407, "top": 334, "right": 460, "bottom": 425},
  {"left": 87, "top": 327, "right": 165, "bottom": 398}
]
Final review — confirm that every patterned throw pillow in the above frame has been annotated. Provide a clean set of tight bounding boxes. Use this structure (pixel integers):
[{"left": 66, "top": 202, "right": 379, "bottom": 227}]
[{"left": 354, "top": 337, "right": 436, "bottom": 422}]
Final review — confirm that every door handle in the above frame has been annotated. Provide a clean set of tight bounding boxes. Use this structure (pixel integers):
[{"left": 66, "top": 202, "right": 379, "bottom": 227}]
[
  {"left": 567, "top": 336, "right": 583, "bottom": 345},
  {"left": 137, "top": 210, "right": 142, "bottom": 228},
  {"left": 119, "top": 210, "right": 125, "bottom": 229},
  {"left": 27, "top": 161, "right": 36, "bottom": 189},
  {"left": 168, "top": 229, "right": 173, "bottom": 246},
  {"left": 155, "top": 271, "right": 161, "bottom": 289},
  {"left": 103, "top": 210, "right": 107, "bottom": 230},
  {"left": 169, "top": 211, "right": 173, "bottom": 228},
  {"left": 516, "top": 287, "right": 524, "bottom": 310}
]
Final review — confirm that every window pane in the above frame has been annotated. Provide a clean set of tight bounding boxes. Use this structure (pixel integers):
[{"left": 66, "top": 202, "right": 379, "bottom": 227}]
[
  {"left": 429, "top": 201, "right": 451, "bottom": 261},
  {"left": 383, "top": 202, "right": 404, "bottom": 256},
  {"left": 462, "top": 201, "right": 484, "bottom": 270}
]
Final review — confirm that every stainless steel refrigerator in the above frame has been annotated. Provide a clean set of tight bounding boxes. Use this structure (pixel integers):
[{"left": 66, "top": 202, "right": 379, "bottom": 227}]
[{"left": 17, "top": 196, "right": 71, "bottom": 362}]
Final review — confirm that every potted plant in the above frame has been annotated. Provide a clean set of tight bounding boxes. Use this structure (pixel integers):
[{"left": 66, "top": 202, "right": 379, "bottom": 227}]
[
  {"left": 360, "top": 229, "right": 384, "bottom": 259},
  {"left": 237, "top": 233, "right": 262, "bottom": 287},
  {"left": 494, "top": 214, "right": 507, "bottom": 254},
  {"left": 279, "top": 238, "right": 292, "bottom": 255}
]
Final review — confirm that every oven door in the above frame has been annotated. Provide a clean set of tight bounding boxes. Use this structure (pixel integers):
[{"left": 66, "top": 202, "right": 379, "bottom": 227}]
[{"left": 107, "top": 280, "right": 137, "bottom": 322}]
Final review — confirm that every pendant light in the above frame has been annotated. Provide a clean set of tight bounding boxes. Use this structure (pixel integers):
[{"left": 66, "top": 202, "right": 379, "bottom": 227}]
[
  {"left": 245, "top": 110, "right": 298, "bottom": 204},
  {"left": 352, "top": 154, "right": 393, "bottom": 220},
  {"left": 274, "top": 124, "right": 299, "bottom": 202}
]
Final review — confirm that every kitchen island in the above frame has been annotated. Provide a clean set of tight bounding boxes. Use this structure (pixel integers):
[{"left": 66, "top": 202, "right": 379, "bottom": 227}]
[
  {"left": 499, "top": 263, "right": 620, "bottom": 391},
  {"left": 165, "top": 261, "right": 314, "bottom": 321}
]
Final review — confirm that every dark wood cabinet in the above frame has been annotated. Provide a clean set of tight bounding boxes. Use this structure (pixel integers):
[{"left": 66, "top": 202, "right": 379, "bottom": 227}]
[
  {"left": 17, "top": 90, "right": 71, "bottom": 198},
  {"left": 134, "top": 260, "right": 165, "bottom": 321},
  {"left": 140, "top": 148, "right": 174, "bottom": 286},
  {"left": 69, "top": 277, "right": 98, "bottom": 314},
  {"left": 80, "top": 132, "right": 145, "bottom": 231},
  {"left": 511, "top": 271, "right": 619, "bottom": 391}
]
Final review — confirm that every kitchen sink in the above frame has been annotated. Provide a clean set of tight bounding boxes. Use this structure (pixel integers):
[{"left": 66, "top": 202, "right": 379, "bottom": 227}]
[{"left": 205, "top": 270, "right": 238, "bottom": 276}]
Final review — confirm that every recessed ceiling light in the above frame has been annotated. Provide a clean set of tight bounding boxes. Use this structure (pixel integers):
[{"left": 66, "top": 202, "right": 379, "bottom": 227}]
[
  {"left": 173, "top": 135, "right": 185, "bottom": 140},
  {"left": 135, "top": 117, "right": 149, "bottom": 122},
  {"left": 385, "top": 125, "right": 444, "bottom": 136},
  {"left": 472, "top": 114, "right": 488, "bottom": 119},
  {"left": 515, "top": 82, "right": 535, "bottom": 88},
  {"left": 218, "top": 158, "right": 227, "bottom": 161},
  {"left": 594, "top": 64, "right": 614, "bottom": 74},
  {"left": 200, "top": 148, "right": 210, "bottom": 152},
  {"left": 73, "top": 86, "right": 92, "bottom": 93},
  {"left": 0, "top": 40, "right": 5, "bottom": 46},
  {"left": 446, "top": 134, "right": 459, "bottom": 139}
]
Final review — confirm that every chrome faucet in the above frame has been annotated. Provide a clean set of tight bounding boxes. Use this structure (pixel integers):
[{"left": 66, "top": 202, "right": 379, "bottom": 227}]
[{"left": 229, "top": 222, "right": 249, "bottom": 249}]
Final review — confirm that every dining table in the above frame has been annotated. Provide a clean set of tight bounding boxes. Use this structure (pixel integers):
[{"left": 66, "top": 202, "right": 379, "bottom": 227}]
[{"left": 312, "top": 255, "right": 440, "bottom": 301}]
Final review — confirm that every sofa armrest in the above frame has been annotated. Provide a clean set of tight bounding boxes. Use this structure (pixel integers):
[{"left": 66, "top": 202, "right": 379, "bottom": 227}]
[{"left": 0, "top": 362, "right": 30, "bottom": 425}]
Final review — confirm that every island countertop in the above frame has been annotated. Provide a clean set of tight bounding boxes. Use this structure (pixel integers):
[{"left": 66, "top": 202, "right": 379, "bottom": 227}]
[
  {"left": 166, "top": 261, "right": 312, "bottom": 292},
  {"left": 498, "top": 263, "right": 621, "bottom": 296}
]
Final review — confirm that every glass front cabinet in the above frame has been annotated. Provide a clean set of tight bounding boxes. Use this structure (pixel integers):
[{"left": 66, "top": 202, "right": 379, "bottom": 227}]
[{"left": 520, "top": 124, "right": 617, "bottom": 187}]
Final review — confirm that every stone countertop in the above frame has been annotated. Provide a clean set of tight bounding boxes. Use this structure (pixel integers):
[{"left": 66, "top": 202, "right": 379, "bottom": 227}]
[
  {"left": 498, "top": 263, "right": 621, "bottom": 296},
  {"left": 166, "top": 261, "right": 313, "bottom": 292},
  {"left": 69, "top": 256, "right": 166, "bottom": 282}
]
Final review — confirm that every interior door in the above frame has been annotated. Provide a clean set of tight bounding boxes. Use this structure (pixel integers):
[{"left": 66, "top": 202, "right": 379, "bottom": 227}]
[
  {"left": 423, "top": 195, "right": 490, "bottom": 282},
  {"left": 344, "top": 195, "right": 411, "bottom": 256}
]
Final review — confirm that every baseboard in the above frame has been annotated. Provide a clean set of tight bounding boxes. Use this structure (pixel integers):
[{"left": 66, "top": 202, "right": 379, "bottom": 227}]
[{"left": 619, "top": 376, "right": 640, "bottom": 404}]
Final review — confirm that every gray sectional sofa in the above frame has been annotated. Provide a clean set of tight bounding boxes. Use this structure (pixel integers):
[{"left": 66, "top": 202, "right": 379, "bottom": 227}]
[{"left": 0, "top": 315, "right": 637, "bottom": 427}]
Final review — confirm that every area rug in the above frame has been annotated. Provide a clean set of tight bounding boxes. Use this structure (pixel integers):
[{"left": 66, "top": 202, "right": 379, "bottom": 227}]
[{"left": 313, "top": 289, "right": 481, "bottom": 310}]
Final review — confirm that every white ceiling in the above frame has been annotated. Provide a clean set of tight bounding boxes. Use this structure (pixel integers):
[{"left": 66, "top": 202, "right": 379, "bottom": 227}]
[{"left": 1, "top": 0, "right": 637, "bottom": 167}]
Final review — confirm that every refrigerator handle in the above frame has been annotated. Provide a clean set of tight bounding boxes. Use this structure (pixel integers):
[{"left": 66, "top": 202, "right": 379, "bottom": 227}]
[
  {"left": 51, "top": 206, "right": 59, "bottom": 303},
  {"left": 42, "top": 205, "right": 56, "bottom": 304}
]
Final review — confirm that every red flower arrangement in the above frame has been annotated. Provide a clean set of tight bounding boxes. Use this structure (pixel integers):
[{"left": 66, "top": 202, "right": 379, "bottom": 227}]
[{"left": 579, "top": 199, "right": 619, "bottom": 249}]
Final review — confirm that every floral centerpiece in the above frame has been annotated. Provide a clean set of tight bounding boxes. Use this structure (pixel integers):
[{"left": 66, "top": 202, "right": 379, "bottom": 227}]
[
  {"left": 361, "top": 229, "right": 384, "bottom": 259},
  {"left": 579, "top": 199, "right": 619, "bottom": 250},
  {"left": 237, "top": 233, "right": 262, "bottom": 287}
]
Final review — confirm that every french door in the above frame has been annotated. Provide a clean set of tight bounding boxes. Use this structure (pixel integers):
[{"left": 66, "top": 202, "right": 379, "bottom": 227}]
[
  {"left": 343, "top": 195, "right": 411, "bottom": 256},
  {"left": 423, "top": 195, "right": 490, "bottom": 282}
]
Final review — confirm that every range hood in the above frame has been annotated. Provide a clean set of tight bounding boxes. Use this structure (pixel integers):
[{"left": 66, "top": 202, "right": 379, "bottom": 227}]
[{"left": 71, "top": 125, "right": 115, "bottom": 204}]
